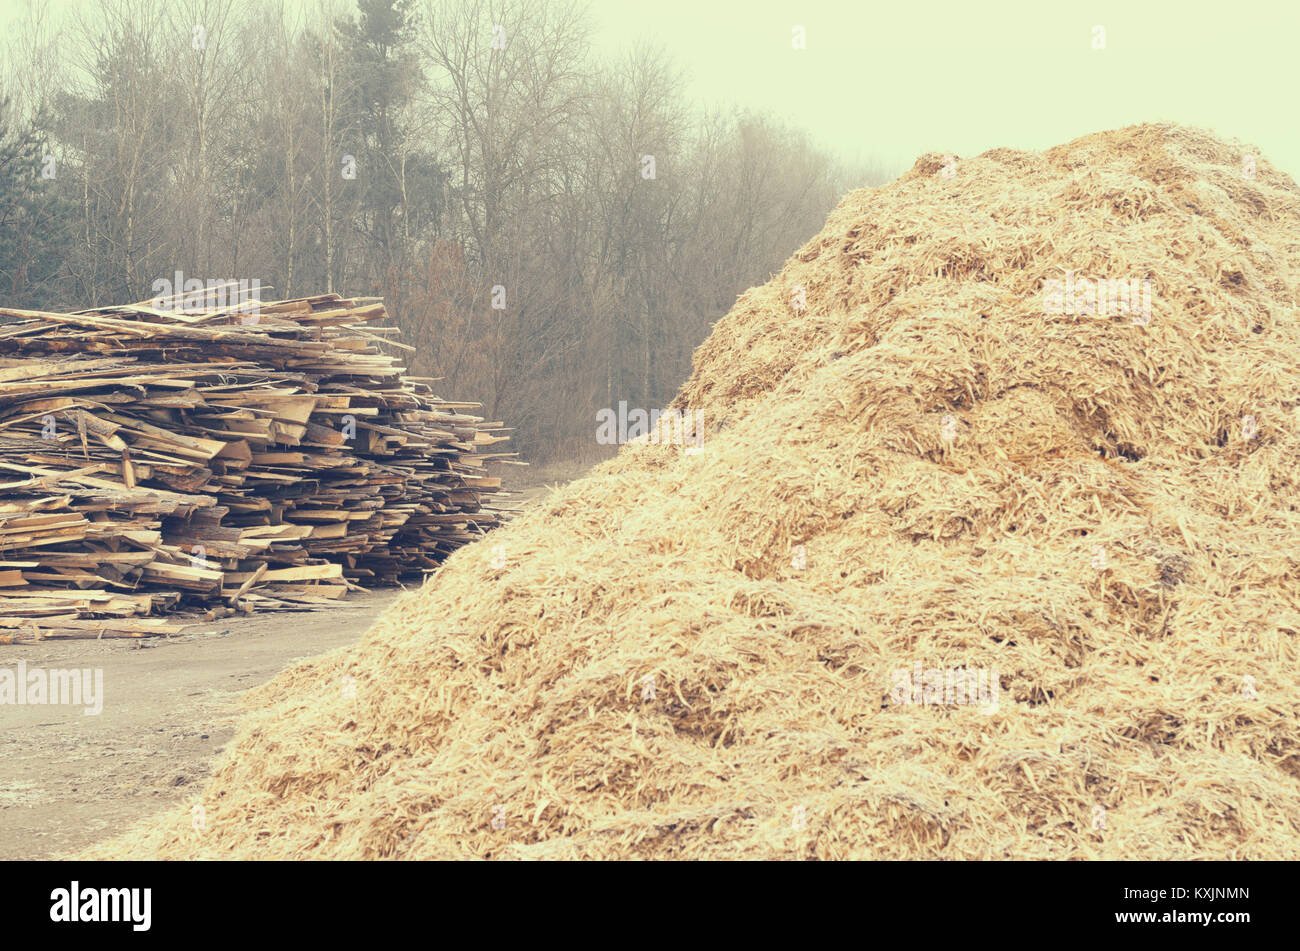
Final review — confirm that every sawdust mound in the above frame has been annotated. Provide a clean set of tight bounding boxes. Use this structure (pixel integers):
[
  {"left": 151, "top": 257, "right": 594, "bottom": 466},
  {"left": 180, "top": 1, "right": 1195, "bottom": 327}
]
[{"left": 89, "top": 124, "right": 1300, "bottom": 859}]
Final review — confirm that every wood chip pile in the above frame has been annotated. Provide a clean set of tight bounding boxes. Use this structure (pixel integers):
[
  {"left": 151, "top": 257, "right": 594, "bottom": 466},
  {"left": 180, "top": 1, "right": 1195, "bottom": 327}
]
[
  {"left": 0, "top": 293, "right": 513, "bottom": 640},
  {"left": 85, "top": 124, "right": 1300, "bottom": 861}
]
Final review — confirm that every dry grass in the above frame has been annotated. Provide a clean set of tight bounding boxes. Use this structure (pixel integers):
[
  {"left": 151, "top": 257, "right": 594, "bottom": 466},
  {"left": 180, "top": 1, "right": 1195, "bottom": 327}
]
[{"left": 85, "top": 123, "right": 1300, "bottom": 859}]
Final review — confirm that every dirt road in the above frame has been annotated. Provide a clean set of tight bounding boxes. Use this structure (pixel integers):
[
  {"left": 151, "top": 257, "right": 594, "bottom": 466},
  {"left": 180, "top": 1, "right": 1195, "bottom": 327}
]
[{"left": 0, "top": 589, "right": 404, "bottom": 860}]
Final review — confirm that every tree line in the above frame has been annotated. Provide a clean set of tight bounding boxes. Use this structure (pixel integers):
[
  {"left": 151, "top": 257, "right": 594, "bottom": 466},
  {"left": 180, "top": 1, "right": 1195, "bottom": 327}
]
[{"left": 0, "top": 0, "right": 886, "bottom": 463}]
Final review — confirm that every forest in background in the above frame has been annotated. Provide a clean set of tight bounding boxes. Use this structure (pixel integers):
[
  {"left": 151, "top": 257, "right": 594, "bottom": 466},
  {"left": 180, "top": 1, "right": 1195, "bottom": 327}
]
[{"left": 0, "top": 0, "right": 888, "bottom": 462}]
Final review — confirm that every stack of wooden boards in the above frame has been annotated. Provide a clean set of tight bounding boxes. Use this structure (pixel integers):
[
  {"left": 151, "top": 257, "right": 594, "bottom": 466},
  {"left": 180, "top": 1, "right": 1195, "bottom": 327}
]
[{"left": 0, "top": 293, "right": 514, "bottom": 641}]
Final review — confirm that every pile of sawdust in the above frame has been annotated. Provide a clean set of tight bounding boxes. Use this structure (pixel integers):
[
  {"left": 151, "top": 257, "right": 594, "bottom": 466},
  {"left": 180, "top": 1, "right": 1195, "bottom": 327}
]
[{"left": 88, "top": 124, "right": 1300, "bottom": 859}]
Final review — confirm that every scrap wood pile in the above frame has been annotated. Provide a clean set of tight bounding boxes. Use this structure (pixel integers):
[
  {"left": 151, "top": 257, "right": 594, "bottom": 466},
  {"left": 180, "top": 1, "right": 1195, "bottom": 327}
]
[
  {"left": 86, "top": 124, "right": 1300, "bottom": 861},
  {"left": 0, "top": 293, "right": 513, "bottom": 641}
]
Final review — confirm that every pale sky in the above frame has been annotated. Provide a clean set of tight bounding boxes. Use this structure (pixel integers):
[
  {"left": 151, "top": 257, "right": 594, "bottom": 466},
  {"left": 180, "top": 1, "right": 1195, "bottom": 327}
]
[
  {"left": 4, "top": 0, "right": 1297, "bottom": 180},
  {"left": 587, "top": 0, "right": 1300, "bottom": 180}
]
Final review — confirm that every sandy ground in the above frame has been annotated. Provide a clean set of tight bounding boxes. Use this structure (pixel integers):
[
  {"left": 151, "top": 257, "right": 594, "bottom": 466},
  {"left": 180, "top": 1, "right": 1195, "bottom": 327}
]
[{"left": 0, "top": 589, "right": 405, "bottom": 860}]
